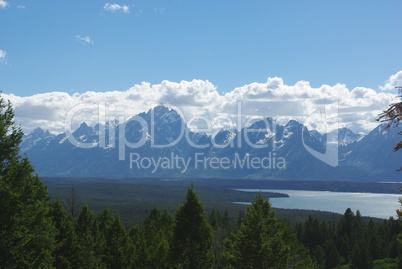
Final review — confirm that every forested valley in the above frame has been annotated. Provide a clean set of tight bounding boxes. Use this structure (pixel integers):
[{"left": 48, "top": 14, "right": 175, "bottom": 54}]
[{"left": 49, "top": 188, "right": 402, "bottom": 269}]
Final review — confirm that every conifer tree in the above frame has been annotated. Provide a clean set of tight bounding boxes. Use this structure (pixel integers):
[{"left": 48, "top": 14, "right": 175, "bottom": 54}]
[
  {"left": 50, "top": 198, "right": 78, "bottom": 268},
  {"left": 97, "top": 206, "right": 114, "bottom": 236},
  {"left": 103, "top": 212, "right": 134, "bottom": 268},
  {"left": 226, "top": 193, "right": 289, "bottom": 268},
  {"left": 209, "top": 209, "right": 231, "bottom": 269},
  {"left": 97, "top": 206, "right": 115, "bottom": 266},
  {"left": 0, "top": 95, "right": 56, "bottom": 268},
  {"left": 326, "top": 245, "right": 340, "bottom": 268},
  {"left": 170, "top": 187, "right": 214, "bottom": 269},
  {"left": 224, "top": 193, "right": 315, "bottom": 268},
  {"left": 133, "top": 207, "right": 174, "bottom": 269},
  {"left": 75, "top": 204, "right": 105, "bottom": 269},
  {"left": 350, "top": 243, "right": 372, "bottom": 269}
]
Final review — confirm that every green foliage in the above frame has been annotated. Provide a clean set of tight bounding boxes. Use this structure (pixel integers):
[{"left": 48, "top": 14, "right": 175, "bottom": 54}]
[
  {"left": 96, "top": 203, "right": 135, "bottom": 268},
  {"left": 170, "top": 187, "right": 214, "bottom": 269},
  {"left": 224, "top": 193, "right": 315, "bottom": 268},
  {"left": 0, "top": 97, "right": 23, "bottom": 171},
  {"left": 209, "top": 209, "right": 231, "bottom": 268},
  {"left": 131, "top": 207, "right": 174, "bottom": 268},
  {"left": 75, "top": 204, "right": 105, "bottom": 269},
  {"left": 351, "top": 243, "right": 372, "bottom": 269},
  {"left": 296, "top": 208, "right": 402, "bottom": 269},
  {"left": 46, "top": 183, "right": 402, "bottom": 268},
  {"left": 102, "top": 212, "right": 134, "bottom": 268},
  {"left": 371, "top": 258, "right": 398, "bottom": 269},
  {"left": 50, "top": 198, "right": 78, "bottom": 268},
  {"left": 0, "top": 95, "right": 56, "bottom": 268}
]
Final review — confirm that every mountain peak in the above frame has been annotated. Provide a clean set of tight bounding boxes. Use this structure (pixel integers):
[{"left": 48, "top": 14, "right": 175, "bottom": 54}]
[
  {"left": 21, "top": 127, "right": 54, "bottom": 152},
  {"left": 147, "top": 105, "right": 182, "bottom": 125},
  {"left": 285, "top": 120, "right": 301, "bottom": 129},
  {"left": 147, "top": 105, "right": 178, "bottom": 119},
  {"left": 248, "top": 117, "right": 275, "bottom": 130},
  {"left": 152, "top": 104, "right": 171, "bottom": 114},
  {"left": 30, "top": 127, "right": 45, "bottom": 136},
  {"left": 26, "top": 127, "right": 53, "bottom": 139},
  {"left": 73, "top": 122, "right": 94, "bottom": 137},
  {"left": 325, "top": 127, "right": 363, "bottom": 145}
]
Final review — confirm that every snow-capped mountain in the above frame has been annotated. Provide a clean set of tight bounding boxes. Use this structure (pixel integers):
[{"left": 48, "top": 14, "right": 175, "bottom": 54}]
[
  {"left": 323, "top": 127, "right": 364, "bottom": 146},
  {"left": 341, "top": 124, "right": 402, "bottom": 176},
  {"left": 21, "top": 127, "right": 55, "bottom": 152},
  {"left": 21, "top": 105, "right": 402, "bottom": 181}
]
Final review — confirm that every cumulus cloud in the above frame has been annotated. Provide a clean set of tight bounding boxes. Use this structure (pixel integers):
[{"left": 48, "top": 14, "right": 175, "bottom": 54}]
[
  {"left": 75, "top": 35, "right": 94, "bottom": 45},
  {"left": 3, "top": 72, "right": 401, "bottom": 135},
  {"left": 0, "top": 49, "right": 6, "bottom": 63},
  {"left": 104, "top": 3, "right": 130, "bottom": 13},
  {"left": 0, "top": 0, "right": 8, "bottom": 8},
  {"left": 380, "top": 71, "right": 402, "bottom": 91}
]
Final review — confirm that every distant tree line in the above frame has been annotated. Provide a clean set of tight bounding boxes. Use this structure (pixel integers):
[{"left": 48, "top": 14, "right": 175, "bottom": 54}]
[
  {"left": 295, "top": 209, "right": 402, "bottom": 268},
  {"left": 24, "top": 187, "right": 317, "bottom": 269},
  {"left": 5, "top": 179, "right": 402, "bottom": 269}
]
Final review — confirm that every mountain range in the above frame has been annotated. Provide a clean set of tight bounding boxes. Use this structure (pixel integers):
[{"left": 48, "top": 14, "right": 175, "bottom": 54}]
[{"left": 21, "top": 105, "right": 402, "bottom": 181}]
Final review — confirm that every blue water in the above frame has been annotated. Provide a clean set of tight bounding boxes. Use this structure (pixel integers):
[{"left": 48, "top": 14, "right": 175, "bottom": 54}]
[{"left": 235, "top": 189, "right": 401, "bottom": 219}]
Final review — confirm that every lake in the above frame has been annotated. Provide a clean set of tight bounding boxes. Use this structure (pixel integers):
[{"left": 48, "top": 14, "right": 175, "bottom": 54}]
[{"left": 235, "top": 189, "right": 402, "bottom": 219}]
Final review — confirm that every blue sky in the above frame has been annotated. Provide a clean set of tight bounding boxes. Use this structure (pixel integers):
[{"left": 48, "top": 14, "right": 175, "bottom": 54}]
[{"left": 1, "top": 0, "right": 401, "bottom": 96}]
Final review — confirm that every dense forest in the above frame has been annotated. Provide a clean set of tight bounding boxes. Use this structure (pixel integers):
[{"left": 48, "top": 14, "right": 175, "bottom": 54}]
[
  {"left": 1, "top": 95, "right": 402, "bottom": 268},
  {"left": 3, "top": 178, "right": 402, "bottom": 268}
]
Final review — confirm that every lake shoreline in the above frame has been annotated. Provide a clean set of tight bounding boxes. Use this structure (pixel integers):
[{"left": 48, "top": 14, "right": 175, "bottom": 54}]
[{"left": 234, "top": 188, "right": 401, "bottom": 219}]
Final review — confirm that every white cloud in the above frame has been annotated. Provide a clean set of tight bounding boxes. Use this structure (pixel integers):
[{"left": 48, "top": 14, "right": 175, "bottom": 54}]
[
  {"left": 75, "top": 35, "right": 94, "bottom": 45},
  {"left": 154, "top": 7, "right": 166, "bottom": 14},
  {"left": 104, "top": 3, "right": 130, "bottom": 13},
  {"left": 380, "top": 71, "right": 402, "bottom": 91},
  {"left": 0, "top": 49, "right": 6, "bottom": 63},
  {"left": 3, "top": 72, "right": 401, "bottom": 135},
  {"left": 0, "top": 0, "right": 8, "bottom": 8},
  {"left": 17, "top": 5, "right": 25, "bottom": 9}
]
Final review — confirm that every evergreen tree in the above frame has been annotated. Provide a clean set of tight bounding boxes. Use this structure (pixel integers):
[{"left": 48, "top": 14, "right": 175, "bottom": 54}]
[
  {"left": 303, "top": 215, "right": 320, "bottom": 249},
  {"left": 226, "top": 193, "right": 287, "bottom": 268},
  {"left": 338, "top": 208, "right": 354, "bottom": 239},
  {"left": 97, "top": 206, "right": 114, "bottom": 237},
  {"left": 103, "top": 213, "right": 134, "bottom": 268},
  {"left": 209, "top": 210, "right": 231, "bottom": 269},
  {"left": 75, "top": 204, "right": 105, "bottom": 269},
  {"left": 278, "top": 221, "right": 317, "bottom": 268},
  {"left": 50, "top": 198, "right": 78, "bottom": 268},
  {"left": 367, "top": 220, "right": 383, "bottom": 260},
  {"left": 326, "top": 245, "right": 340, "bottom": 268},
  {"left": 170, "top": 187, "right": 214, "bottom": 269},
  {"left": 133, "top": 207, "right": 174, "bottom": 269},
  {"left": 128, "top": 225, "right": 141, "bottom": 266},
  {"left": 224, "top": 193, "right": 314, "bottom": 268},
  {"left": 350, "top": 243, "right": 372, "bottom": 269},
  {"left": 0, "top": 95, "right": 56, "bottom": 268},
  {"left": 335, "top": 208, "right": 355, "bottom": 263},
  {"left": 312, "top": 245, "right": 326, "bottom": 268}
]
